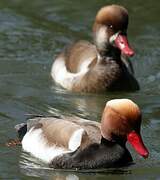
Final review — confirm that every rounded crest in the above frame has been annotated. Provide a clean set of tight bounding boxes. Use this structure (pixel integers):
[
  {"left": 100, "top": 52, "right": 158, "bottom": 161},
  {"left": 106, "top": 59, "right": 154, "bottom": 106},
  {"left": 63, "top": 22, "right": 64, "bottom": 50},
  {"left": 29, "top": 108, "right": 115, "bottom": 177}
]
[
  {"left": 95, "top": 5, "right": 129, "bottom": 31},
  {"left": 101, "top": 99, "right": 141, "bottom": 140}
]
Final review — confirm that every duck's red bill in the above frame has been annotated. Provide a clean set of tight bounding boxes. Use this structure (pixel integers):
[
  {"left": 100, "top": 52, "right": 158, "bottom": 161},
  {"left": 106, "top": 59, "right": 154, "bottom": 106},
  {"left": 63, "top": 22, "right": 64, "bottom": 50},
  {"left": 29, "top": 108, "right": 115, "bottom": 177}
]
[
  {"left": 127, "top": 131, "right": 149, "bottom": 158},
  {"left": 115, "top": 34, "right": 135, "bottom": 57}
]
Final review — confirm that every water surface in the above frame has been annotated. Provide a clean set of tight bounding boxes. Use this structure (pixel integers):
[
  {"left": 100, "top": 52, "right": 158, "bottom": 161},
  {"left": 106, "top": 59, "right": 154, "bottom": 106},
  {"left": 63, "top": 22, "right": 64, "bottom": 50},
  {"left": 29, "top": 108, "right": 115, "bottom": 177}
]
[{"left": 0, "top": 0, "right": 160, "bottom": 179}]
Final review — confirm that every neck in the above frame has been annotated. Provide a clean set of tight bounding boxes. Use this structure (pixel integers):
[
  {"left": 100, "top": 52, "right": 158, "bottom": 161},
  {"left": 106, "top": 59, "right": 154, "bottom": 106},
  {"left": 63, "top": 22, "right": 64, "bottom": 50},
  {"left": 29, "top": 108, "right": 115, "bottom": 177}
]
[
  {"left": 101, "top": 137, "right": 113, "bottom": 145},
  {"left": 97, "top": 45, "right": 121, "bottom": 60},
  {"left": 101, "top": 136, "right": 126, "bottom": 147}
]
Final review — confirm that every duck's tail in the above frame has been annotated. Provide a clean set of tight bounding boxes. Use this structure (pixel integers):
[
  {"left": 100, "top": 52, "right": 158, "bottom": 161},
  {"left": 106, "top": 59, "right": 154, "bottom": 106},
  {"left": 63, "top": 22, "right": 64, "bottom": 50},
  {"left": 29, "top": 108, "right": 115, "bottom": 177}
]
[
  {"left": 5, "top": 138, "right": 22, "bottom": 147},
  {"left": 15, "top": 123, "right": 27, "bottom": 141},
  {"left": 5, "top": 123, "right": 27, "bottom": 147}
]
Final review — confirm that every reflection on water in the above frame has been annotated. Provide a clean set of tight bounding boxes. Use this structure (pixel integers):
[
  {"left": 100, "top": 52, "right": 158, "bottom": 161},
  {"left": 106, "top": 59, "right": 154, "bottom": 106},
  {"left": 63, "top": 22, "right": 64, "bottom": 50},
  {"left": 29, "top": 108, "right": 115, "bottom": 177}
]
[{"left": 0, "top": 0, "right": 160, "bottom": 179}]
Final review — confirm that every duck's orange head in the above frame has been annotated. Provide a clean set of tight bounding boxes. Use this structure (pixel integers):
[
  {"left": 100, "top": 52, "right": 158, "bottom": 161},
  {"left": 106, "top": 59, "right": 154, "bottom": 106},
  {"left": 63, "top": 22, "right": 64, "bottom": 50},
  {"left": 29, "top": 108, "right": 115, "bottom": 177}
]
[
  {"left": 93, "top": 5, "right": 134, "bottom": 57},
  {"left": 101, "top": 99, "right": 149, "bottom": 158}
]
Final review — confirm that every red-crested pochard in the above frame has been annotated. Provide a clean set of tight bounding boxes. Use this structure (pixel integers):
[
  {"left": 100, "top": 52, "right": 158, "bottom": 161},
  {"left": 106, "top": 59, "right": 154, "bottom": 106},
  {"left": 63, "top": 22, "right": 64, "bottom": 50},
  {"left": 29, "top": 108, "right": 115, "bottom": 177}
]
[
  {"left": 51, "top": 5, "right": 140, "bottom": 93},
  {"left": 15, "top": 99, "right": 148, "bottom": 169}
]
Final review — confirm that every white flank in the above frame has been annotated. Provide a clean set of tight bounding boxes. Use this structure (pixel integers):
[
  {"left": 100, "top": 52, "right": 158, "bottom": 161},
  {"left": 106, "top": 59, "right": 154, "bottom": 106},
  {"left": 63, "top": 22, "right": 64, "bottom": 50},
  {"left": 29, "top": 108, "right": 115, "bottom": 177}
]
[
  {"left": 68, "top": 128, "right": 85, "bottom": 151},
  {"left": 22, "top": 127, "right": 70, "bottom": 163},
  {"left": 51, "top": 57, "right": 90, "bottom": 90}
]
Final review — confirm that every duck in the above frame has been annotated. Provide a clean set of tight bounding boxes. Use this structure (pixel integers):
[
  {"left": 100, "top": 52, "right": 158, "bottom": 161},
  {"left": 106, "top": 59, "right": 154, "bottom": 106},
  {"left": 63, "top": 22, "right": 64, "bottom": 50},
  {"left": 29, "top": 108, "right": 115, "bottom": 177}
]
[
  {"left": 51, "top": 5, "right": 140, "bottom": 93},
  {"left": 15, "top": 99, "right": 148, "bottom": 169}
]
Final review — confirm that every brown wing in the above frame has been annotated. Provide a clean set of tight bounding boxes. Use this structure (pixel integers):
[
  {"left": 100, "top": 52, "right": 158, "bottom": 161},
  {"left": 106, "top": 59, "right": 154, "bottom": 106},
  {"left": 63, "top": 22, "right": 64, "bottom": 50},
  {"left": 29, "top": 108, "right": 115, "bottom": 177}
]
[
  {"left": 64, "top": 40, "right": 97, "bottom": 73},
  {"left": 64, "top": 116, "right": 101, "bottom": 144},
  {"left": 28, "top": 116, "right": 101, "bottom": 150}
]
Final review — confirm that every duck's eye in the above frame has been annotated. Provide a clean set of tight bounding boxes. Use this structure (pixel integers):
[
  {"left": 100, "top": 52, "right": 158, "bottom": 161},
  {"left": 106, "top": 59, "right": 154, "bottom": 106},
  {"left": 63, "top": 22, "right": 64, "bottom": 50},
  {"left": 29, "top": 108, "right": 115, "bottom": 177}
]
[{"left": 108, "top": 24, "right": 113, "bottom": 29}]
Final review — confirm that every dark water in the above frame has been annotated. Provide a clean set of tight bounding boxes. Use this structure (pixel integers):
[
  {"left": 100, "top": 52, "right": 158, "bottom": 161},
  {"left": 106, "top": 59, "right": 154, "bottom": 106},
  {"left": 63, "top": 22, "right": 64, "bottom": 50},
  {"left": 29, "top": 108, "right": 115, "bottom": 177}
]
[{"left": 0, "top": 0, "right": 160, "bottom": 179}]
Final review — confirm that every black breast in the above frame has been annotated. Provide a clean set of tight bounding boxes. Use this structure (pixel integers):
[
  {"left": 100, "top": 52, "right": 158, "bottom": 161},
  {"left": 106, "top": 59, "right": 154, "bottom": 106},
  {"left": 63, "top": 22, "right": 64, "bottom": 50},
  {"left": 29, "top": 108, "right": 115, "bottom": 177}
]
[{"left": 49, "top": 140, "right": 133, "bottom": 169}]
